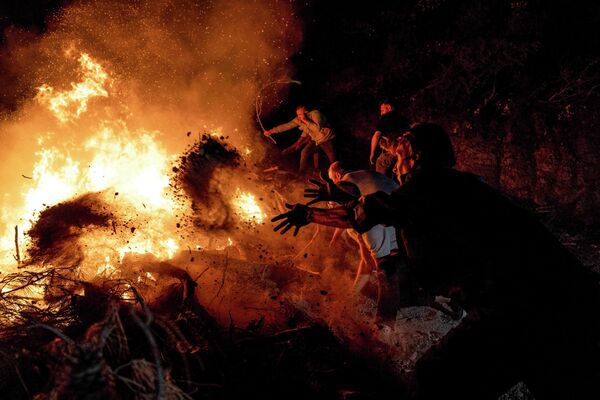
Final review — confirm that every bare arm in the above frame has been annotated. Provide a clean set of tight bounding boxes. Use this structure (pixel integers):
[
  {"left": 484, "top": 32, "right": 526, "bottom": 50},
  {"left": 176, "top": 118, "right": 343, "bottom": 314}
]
[
  {"left": 282, "top": 134, "right": 311, "bottom": 155},
  {"left": 272, "top": 203, "right": 353, "bottom": 236},
  {"left": 370, "top": 131, "right": 382, "bottom": 164},
  {"left": 308, "top": 206, "right": 353, "bottom": 229},
  {"left": 267, "top": 118, "right": 300, "bottom": 135},
  {"left": 272, "top": 191, "right": 405, "bottom": 236}
]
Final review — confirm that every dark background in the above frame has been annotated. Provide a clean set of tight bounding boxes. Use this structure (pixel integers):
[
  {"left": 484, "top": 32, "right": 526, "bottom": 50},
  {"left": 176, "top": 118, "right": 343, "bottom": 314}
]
[
  {"left": 2, "top": 0, "right": 600, "bottom": 229},
  {"left": 269, "top": 0, "right": 600, "bottom": 231}
]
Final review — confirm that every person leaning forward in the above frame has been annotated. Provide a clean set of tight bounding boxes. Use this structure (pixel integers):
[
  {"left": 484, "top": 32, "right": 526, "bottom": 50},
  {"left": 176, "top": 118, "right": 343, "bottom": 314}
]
[
  {"left": 323, "top": 161, "right": 403, "bottom": 320},
  {"left": 272, "top": 123, "right": 600, "bottom": 399},
  {"left": 265, "top": 105, "right": 336, "bottom": 174}
]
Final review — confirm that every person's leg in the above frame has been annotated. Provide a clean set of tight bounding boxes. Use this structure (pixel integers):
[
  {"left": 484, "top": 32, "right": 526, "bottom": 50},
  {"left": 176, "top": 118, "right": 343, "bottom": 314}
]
[
  {"left": 375, "top": 255, "right": 402, "bottom": 321},
  {"left": 299, "top": 141, "right": 316, "bottom": 173},
  {"left": 313, "top": 152, "right": 320, "bottom": 170},
  {"left": 317, "top": 140, "right": 337, "bottom": 166}
]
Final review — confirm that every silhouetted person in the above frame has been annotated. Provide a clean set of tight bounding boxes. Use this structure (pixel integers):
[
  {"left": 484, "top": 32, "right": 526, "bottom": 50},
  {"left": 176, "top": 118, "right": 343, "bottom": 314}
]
[
  {"left": 265, "top": 105, "right": 336, "bottom": 174},
  {"left": 369, "top": 100, "right": 410, "bottom": 177},
  {"left": 273, "top": 123, "right": 600, "bottom": 399}
]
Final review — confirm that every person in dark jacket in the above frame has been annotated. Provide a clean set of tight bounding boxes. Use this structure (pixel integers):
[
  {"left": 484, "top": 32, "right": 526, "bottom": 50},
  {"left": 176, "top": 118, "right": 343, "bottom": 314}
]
[
  {"left": 369, "top": 100, "right": 411, "bottom": 178},
  {"left": 272, "top": 123, "right": 600, "bottom": 399}
]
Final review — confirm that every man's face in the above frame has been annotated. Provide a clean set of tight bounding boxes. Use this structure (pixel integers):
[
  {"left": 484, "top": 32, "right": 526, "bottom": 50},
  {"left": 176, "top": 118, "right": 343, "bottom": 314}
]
[
  {"left": 328, "top": 168, "right": 342, "bottom": 183},
  {"left": 380, "top": 103, "right": 392, "bottom": 115}
]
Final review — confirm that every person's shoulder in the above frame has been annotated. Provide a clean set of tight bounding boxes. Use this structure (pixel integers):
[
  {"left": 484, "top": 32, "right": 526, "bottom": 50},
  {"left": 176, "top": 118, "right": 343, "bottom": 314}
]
[
  {"left": 428, "top": 168, "right": 486, "bottom": 185},
  {"left": 450, "top": 169, "right": 493, "bottom": 188},
  {"left": 403, "top": 168, "right": 479, "bottom": 188},
  {"left": 342, "top": 171, "right": 362, "bottom": 184},
  {"left": 344, "top": 169, "right": 378, "bottom": 180},
  {"left": 379, "top": 110, "right": 410, "bottom": 128},
  {"left": 390, "top": 110, "right": 410, "bottom": 124}
]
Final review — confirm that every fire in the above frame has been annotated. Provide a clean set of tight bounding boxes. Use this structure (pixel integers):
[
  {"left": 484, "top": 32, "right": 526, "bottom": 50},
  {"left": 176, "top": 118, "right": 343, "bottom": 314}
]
[
  {"left": 1, "top": 47, "right": 270, "bottom": 313},
  {"left": 36, "top": 53, "right": 110, "bottom": 123},
  {"left": 96, "top": 256, "right": 117, "bottom": 277},
  {"left": 83, "top": 123, "right": 174, "bottom": 210},
  {"left": 232, "top": 189, "right": 265, "bottom": 223},
  {"left": 1, "top": 51, "right": 182, "bottom": 275},
  {"left": 11, "top": 124, "right": 179, "bottom": 263}
]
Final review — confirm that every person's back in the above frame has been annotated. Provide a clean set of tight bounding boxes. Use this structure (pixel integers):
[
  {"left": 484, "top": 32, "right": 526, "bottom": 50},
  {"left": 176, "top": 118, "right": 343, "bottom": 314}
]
[
  {"left": 342, "top": 170, "right": 399, "bottom": 196},
  {"left": 362, "top": 165, "right": 600, "bottom": 399},
  {"left": 378, "top": 109, "right": 410, "bottom": 143},
  {"left": 370, "top": 102, "right": 411, "bottom": 177},
  {"left": 360, "top": 166, "right": 595, "bottom": 299},
  {"left": 274, "top": 123, "right": 600, "bottom": 398}
]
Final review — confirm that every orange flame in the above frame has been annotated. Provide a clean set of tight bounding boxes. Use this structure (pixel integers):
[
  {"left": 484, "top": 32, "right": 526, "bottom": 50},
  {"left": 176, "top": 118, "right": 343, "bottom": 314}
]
[
  {"left": 36, "top": 53, "right": 110, "bottom": 123},
  {"left": 232, "top": 189, "right": 265, "bottom": 224},
  {"left": 1, "top": 52, "right": 182, "bottom": 275}
]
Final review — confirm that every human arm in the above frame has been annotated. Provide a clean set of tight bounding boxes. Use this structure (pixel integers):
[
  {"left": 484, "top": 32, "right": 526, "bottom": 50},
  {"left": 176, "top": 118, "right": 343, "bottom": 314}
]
[
  {"left": 272, "top": 203, "right": 354, "bottom": 236},
  {"left": 303, "top": 172, "right": 359, "bottom": 205},
  {"left": 370, "top": 131, "right": 382, "bottom": 164},
  {"left": 351, "top": 191, "right": 407, "bottom": 233},
  {"left": 265, "top": 118, "right": 300, "bottom": 136},
  {"left": 281, "top": 134, "right": 311, "bottom": 155},
  {"left": 272, "top": 190, "right": 405, "bottom": 236}
]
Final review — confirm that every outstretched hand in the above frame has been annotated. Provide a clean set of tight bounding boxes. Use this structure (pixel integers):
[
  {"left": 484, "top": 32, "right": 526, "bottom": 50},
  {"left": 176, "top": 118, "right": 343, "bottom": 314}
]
[
  {"left": 303, "top": 171, "right": 356, "bottom": 206},
  {"left": 271, "top": 203, "right": 310, "bottom": 236}
]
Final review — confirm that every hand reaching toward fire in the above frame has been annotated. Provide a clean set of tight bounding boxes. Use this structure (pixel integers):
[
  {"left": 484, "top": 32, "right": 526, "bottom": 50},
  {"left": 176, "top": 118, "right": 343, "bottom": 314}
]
[
  {"left": 271, "top": 203, "right": 310, "bottom": 236},
  {"left": 303, "top": 171, "right": 357, "bottom": 206}
]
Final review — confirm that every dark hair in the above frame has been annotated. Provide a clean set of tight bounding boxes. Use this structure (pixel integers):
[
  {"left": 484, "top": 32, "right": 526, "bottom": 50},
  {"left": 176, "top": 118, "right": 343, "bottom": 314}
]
[
  {"left": 407, "top": 123, "right": 456, "bottom": 168},
  {"left": 296, "top": 104, "right": 307, "bottom": 111}
]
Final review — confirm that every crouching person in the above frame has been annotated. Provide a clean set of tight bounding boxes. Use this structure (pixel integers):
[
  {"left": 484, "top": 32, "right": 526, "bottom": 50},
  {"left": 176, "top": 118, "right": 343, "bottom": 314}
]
[
  {"left": 321, "top": 161, "right": 403, "bottom": 320},
  {"left": 273, "top": 123, "right": 600, "bottom": 399}
]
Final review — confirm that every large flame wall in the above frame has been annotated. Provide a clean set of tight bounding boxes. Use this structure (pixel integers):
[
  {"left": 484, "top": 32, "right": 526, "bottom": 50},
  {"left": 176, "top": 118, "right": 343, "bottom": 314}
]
[{"left": 0, "top": 0, "right": 302, "bottom": 272}]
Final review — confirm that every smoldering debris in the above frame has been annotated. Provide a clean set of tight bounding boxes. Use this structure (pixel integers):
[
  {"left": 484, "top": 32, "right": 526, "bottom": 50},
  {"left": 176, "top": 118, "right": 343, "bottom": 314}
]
[
  {"left": 0, "top": 270, "right": 402, "bottom": 399},
  {"left": 25, "top": 192, "right": 114, "bottom": 267},
  {"left": 172, "top": 136, "right": 241, "bottom": 231}
]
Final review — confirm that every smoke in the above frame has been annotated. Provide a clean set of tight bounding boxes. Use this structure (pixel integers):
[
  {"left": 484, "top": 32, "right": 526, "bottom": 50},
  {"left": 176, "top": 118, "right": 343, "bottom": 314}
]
[
  {"left": 1, "top": 0, "right": 302, "bottom": 143},
  {"left": 0, "top": 0, "right": 302, "bottom": 262}
]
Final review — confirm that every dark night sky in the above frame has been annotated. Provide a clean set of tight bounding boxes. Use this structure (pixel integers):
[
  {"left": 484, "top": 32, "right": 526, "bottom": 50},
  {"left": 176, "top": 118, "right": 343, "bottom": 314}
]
[
  {"left": 0, "top": 0, "right": 65, "bottom": 33},
  {"left": 2, "top": 0, "right": 599, "bottom": 114}
]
